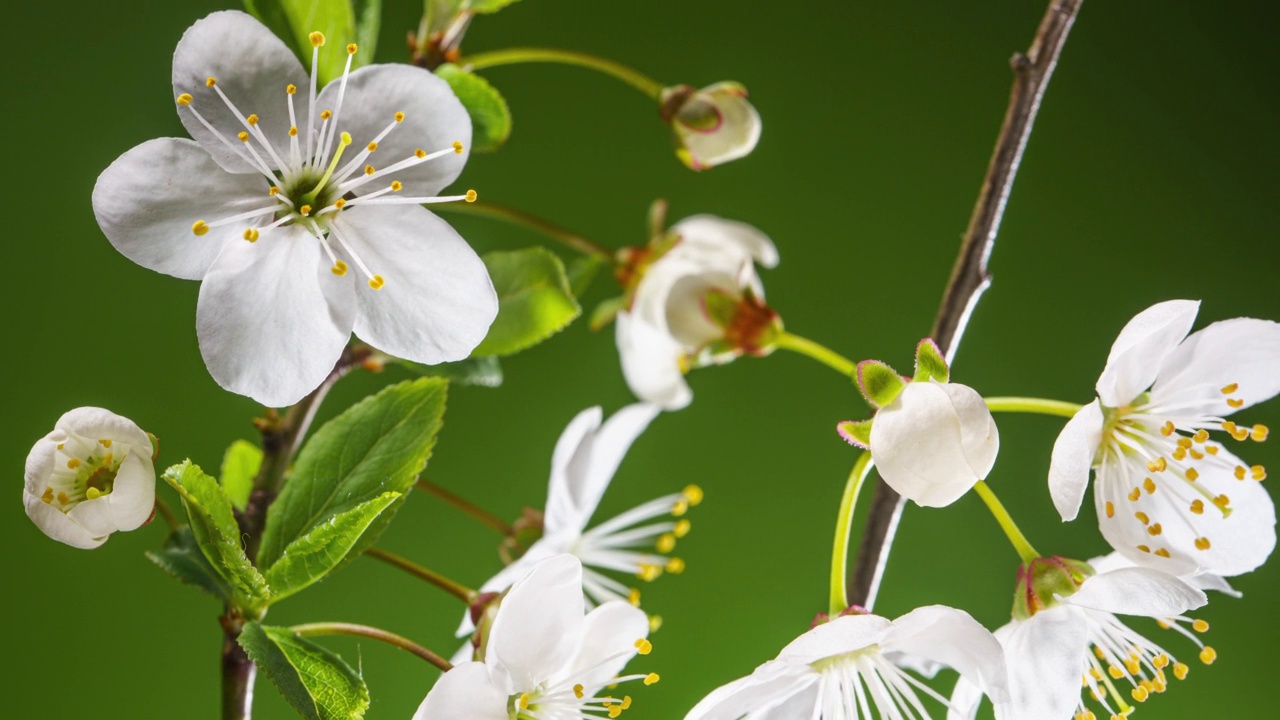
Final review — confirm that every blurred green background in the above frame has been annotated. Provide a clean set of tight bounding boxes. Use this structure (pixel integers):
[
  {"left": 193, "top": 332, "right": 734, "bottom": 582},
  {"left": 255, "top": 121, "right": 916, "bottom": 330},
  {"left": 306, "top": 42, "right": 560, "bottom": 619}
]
[{"left": 5, "top": 0, "right": 1278, "bottom": 717}]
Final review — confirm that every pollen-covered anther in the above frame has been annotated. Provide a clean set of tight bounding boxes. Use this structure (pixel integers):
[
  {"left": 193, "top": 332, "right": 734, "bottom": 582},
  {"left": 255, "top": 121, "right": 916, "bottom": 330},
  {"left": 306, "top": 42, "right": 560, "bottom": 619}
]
[
  {"left": 247, "top": 114, "right": 259, "bottom": 126},
  {"left": 394, "top": 111, "right": 405, "bottom": 122},
  {"left": 1234, "top": 465, "right": 1247, "bottom": 480},
  {"left": 674, "top": 519, "right": 691, "bottom": 538},
  {"left": 648, "top": 615, "right": 663, "bottom": 632},
  {"left": 1147, "top": 523, "right": 1163, "bottom": 536},
  {"left": 1192, "top": 618, "right": 1209, "bottom": 633},
  {"left": 40, "top": 487, "right": 54, "bottom": 504},
  {"left": 269, "top": 186, "right": 280, "bottom": 196},
  {"left": 334, "top": 198, "right": 346, "bottom": 209},
  {"left": 635, "top": 638, "right": 653, "bottom": 655},
  {"left": 1227, "top": 398, "right": 1245, "bottom": 409},
  {"left": 243, "top": 228, "right": 259, "bottom": 242},
  {"left": 1195, "top": 537, "right": 1211, "bottom": 550},
  {"left": 665, "top": 557, "right": 685, "bottom": 574},
  {"left": 289, "top": 126, "right": 298, "bottom": 137},
  {"left": 331, "top": 261, "right": 349, "bottom": 276},
  {"left": 683, "top": 484, "right": 704, "bottom": 506},
  {"left": 637, "top": 564, "right": 662, "bottom": 582},
  {"left": 1172, "top": 446, "right": 1187, "bottom": 461},
  {"left": 176, "top": 93, "right": 193, "bottom": 106},
  {"left": 1252, "top": 424, "right": 1270, "bottom": 441},
  {"left": 309, "top": 31, "right": 326, "bottom": 47},
  {"left": 1147, "top": 457, "right": 1167, "bottom": 472},
  {"left": 1128, "top": 488, "right": 1142, "bottom": 502},
  {"left": 414, "top": 148, "right": 426, "bottom": 158},
  {"left": 1213, "top": 494, "right": 1231, "bottom": 508},
  {"left": 453, "top": 140, "right": 464, "bottom": 154},
  {"left": 67, "top": 458, "right": 82, "bottom": 469},
  {"left": 286, "top": 83, "right": 297, "bottom": 95},
  {"left": 1135, "top": 511, "right": 1150, "bottom": 525},
  {"left": 205, "top": 76, "right": 217, "bottom": 87},
  {"left": 518, "top": 692, "right": 531, "bottom": 710},
  {"left": 299, "top": 205, "right": 312, "bottom": 216},
  {"left": 1199, "top": 647, "right": 1217, "bottom": 664},
  {"left": 628, "top": 588, "right": 641, "bottom": 606},
  {"left": 656, "top": 534, "right": 676, "bottom": 553},
  {"left": 573, "top": 684, "right": 585, "bottom": 699},
  {"left": 1176, "top": 437, "right": 1193, "bottom": 450},
  {"left": 367, "top": 141, "right": 378, "bottom": 152},
  {"left": 644, "top": 673, "right": 660, "bottom": 686},
  {"left": 320, "top": 109, "right": 333, "bottom": 120},
  {"left": 465, "top": 189, "right": 478, "bottom": 203},
  {"left": 1160, "top": 421, "right": 1175, "bottom": 436},
  {"left": 1190, "top": 499, "right": 1205, "bottom": 514},
  {"left": 1105, "top": 501, "right": 1115, "bottom": 518},
  {"left": 1173, "top": 662, "right": 1190, "bottom": 680},
  {"left": 1155, "top": 548, "right": 1171, "bottom": 558},
  {"left": 1252, "top": 465, "right": 1267, "bottom": 481},
  {"left": 192, "top": 220, "right": 210, "bottom": 236},
  {"left": 1185, "top": 468, "right": 1199, "bottom": 482},
  {"left": 1193, "top": 429, "right": 1210, "bottom": 443},
  {"left": 1143, "top": 477, "right": 1157, "bottom": 494},
  {"left": 237, "top": 131, "right": 250, "bottom": 142},
  {"left": 368, "top": 275, "right": 385, "bottom": 290},
  {"left": 347, "top": 43, "right": 358, "bottom": 55},
  {"left": 364, "top": 165, "right": 375, "bottom": 175}
]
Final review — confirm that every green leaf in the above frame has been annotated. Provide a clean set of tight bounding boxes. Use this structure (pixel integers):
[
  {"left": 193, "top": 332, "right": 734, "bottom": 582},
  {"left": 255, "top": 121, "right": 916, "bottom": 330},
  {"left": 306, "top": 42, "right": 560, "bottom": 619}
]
[
  {"left": 836, "top": 419, "right": 873, "bottom": 449},
  {"left": 264, "top": 492, "right": 400, "bottom": 604},
  {"left": 162, "top": 462, "right": 271, "bottom": 610},
  {"left": 566, "top": 255, "right": 605, "bottom": 298},
  {"left": 912, "top": 338, "right": 950, "bottom": 383},
  {"left": 238, "top": 623, "right": 370, "bottom": 720},
  {"left": 589, "top": 295, "right": 626, "bottom": 331},
  {"left": 221, "top": 440, "right": 263, "bottom": 511},
  {"left": 146, "top": 527, "right": 231, "bottom": 601},
  {"left": 466, "top": 0, "right": 522, "bottom": 13},
  {"left": 244, "top": 1, "right": 365, "bottom": 84},
  {"left": 398, "top": 355, "right": 503, "bottom": 387},
  {"left": 434, "top": 64, "right": 512, "bottom": 152},
  {"left": 857, "top": 360, "right": 906, "bottom": 408},
  {"left": 257, "top": 378, "right": 448, "bottom": 569},
  {"left": 353, "top": 0, "right": 381, "bottom": 60},
  {"left": 473, "top": 247, "right": 581, "bottom": 356}
]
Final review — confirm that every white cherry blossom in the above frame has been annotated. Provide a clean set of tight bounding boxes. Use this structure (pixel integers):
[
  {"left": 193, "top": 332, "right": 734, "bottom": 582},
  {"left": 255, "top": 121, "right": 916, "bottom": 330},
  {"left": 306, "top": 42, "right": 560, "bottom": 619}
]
[
  {"left": 93, "top": 11, "right": 496, "bottom": 407},
  {"left": 661, "top": 82, "right": 762, "bottom": 171}
]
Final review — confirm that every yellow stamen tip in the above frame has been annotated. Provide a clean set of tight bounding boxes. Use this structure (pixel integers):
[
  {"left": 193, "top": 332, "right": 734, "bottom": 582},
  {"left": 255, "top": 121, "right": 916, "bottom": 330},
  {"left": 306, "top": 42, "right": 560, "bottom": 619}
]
[
  {"left": 518, "top": 692, "right": 530, "bottom": 710},
  {"left": 394, "top": 111, "right": 405, "bottom": 122},
  {"left": 67, "top": 458, "right": 82, "bottom": 469},
  {"left": 573, "top": 684, "right": 584, "bottom": 699},
  {"left": 1199, "top": 646, "right": 1217, "bottom": 664},
  {"left": 365, "top": 165, "right": 376, "bottom": 175},
  {"left": 192, "top": 220, "right": 209, "bottom": 236},
  {"left": 1143, "top": 477, "right": 1157, "bottom": 494},
  {"left": 98, "top": 439, "right": 112, "bottom": 448},
  {"left": 367, "top": 141, "right": 378, "bottom": 152},
  {"left": 628, "top": 588, "right": 641, "bottom": 606},
  {"left": 648, "top": 615, "right": 663, "bottom": 632},
  {"left": 247, "top": 114, "right": 259, "bottom": 126},
  {"left": 1227, "top": 398, "right": 1245, "bottom": 409},
  {"left": 665, "top": 557, "right": 686, "bottom": 574},
  {"left": 1173, "top": 662, "right": 1190, "bottom": 680},
  {"left": 243, "top": 228, "right": 260, "bottom": 242},
  {"left": 347, "top": 43, "right": 358, "bottom": 55},
  {"left": 287, "top": 83, "right": 297, "bottom": 95},
  {"left": 1147, "top": 523, "right": 1163, "bottom": 536},
  {"left": 1252, "top": 424, "right": 1270, "bottom": 441},
  {"left": 683, "top": 485, "right": 704, "bottom": 505},
  {"left": 608, "top": 707, "right": 621, "bottom": 719},
  {"left": 453, "top": 140, "right": 464, "bottom": 154},
  {"left": 176, "top": 93, "right": 193, "bottom": 106},
  {"left": 368, "top": 274, "right": 385, "bottom": 290},
  {"left": 644, "top": 673, "right": 660, "bottom": 686},
  {"left": 390, "top": 181, "right": 403, "bottom": 192},
  {"left": 331, "top": 261, "right": 349, "bottom": 276},
  {"left": 635, "top": 638, "right": 653, "bottom": 655},
  {"left": 300, "top": 205, "right": 312, "bottom": 216},
  {"left": 1190, "top": 499, "right": 1205, "bottom": 514},
  {"left": 340, "top": 131, "right": 352, "bottom": 145},
  {"left": 309, "top": 31, "right": 326, "bottom": 47},
  {"left": 1155, "top": 548, "right": 1171, "bottom": 558},
  {"left": 57, "top": 492, "right": 70, "bottom": 505},
  {"left": 1105, "top": 501, "right": 1115, "bottom": 518},
  {"left": 1185, "top": 468, "right": 1199, "bottom": 482},
  {"left": 334, "top": 198, "right": 346, "bottom": 209},
  {"left": 41, "top": 487, "right": 54, "bottom": 504},
  {"left": 465, "top": 189, "right": 478, "bottom": 202},
  {"left": 269, "top": 186, "right": 280, "bottom": 196},
  {"left": 289, "top": 126, "right": 298, "bottom": 137},
  {"left": 1195, "top": 537, "right": 1211, "bottom": 550},
  {"left": 206, "top": 76, "right": 217, "bottom": 87},
  {"left": 1192, "top": 618, "right": 1210, "bottom": 633},
  {"left": 414, "top": 148, "right": 427, "bottom": 158},
  {"left": 85, "top": 487, "right": 102, "bottom": 501},
  {"left": 674, "top": 519, "right": 691, "bottom": 538},
  {"left": 237, "top": 131, "right": 250, "bottom": 142}
]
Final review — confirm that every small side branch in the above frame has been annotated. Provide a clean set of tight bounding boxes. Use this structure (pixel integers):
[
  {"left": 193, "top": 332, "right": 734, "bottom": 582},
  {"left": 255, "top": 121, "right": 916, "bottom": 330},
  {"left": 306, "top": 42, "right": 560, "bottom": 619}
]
[
  {"left": 849, "top": 0, "right": 1084, "bottom": 609},
  {"left": 291, "top": 622, "right": 452, "bottom": 673}
]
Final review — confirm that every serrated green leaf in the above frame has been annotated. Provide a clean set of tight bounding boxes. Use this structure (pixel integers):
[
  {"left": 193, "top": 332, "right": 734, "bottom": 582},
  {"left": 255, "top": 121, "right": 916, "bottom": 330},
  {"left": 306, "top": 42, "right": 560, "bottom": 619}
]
[
  {"left": 257, "top": 378, "right": 448, "bottom": 569},
  {"left": 434, "top": 64, "right": 512, "bottom": 152},
  {"left": 264, "top": 492, "right": 400, "bottom": 604},
  {"left": 566, "top": 255, "right": 605, "bottom": 298},
  {"left": 146, "top": 527, "right": 231, "bottom": 601},
  {"left": 163, "top": 461, "right": 271, "bottom": 610},
  {"left": 473, "top": 247, "right": 581, "bottom": 356},
  {"left": 397, "top": 355, "right": 503, "bottom": 387},
  {"left": 857, "top": 360, "right": 906, "bottom": 408},
  {"left": 466, "top": 0, "right": 522, "bottom": 13},
  {"left": 912, "top": 338, "right": 950, "bottom": 383},
  {"left": 239, "top": 623, "right": 369, "bottom": 720},
  {"left": 221, "top": 440, "right": 263, "bottom": 511}
]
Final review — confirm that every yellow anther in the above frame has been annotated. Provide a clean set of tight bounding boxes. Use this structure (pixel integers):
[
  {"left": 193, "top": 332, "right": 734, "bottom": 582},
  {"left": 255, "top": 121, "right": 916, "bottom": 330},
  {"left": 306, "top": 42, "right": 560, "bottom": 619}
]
[
  {"left": 1172, "top": 446, "right": 1187, "bottom": 461},
  {"left": 1135, "top": 511, "right": 1150, "bottom": 525},
  {"left": 518, "top": 693, "right": 530, "bottom": 709},
  {"left": 238, "top": 131, "right": 250, "bottom": 142},
  {"left": 608, "top": 706, "right": 621, "bottom": 718},
  {"left": 672, "top": 499, "right": 689, "bottom": 517},
  {"left": 367, "top": 141, "right": 378, "bottom": 152},
  {"left": 85, "top": 487, "right": 102, "bottom": 500},
  {"left": 1137, "top": 544, "right": 1151, "bottom": 553},
  {"left": 206, "top": 76, "right": 217, "bottom": 87},
  {"left": 637, "top": 564, "right": 662, "bottom": 582},
  {"left": 57, "top": 492, "right": 70, "bottom": 505},
  {"left": 390, "top": 181, "right": 403, "bottom": 192},
  {"left": 1213, "top": 494, "right": 1231, "bottom": 508},
  {"left": 1235, "top": 465, "right": 1247, "bottom": 480},
  {"left": 334, "top": 198, "right": 346, "bottom": 209},
  {"left": 665, "top": 557, "right": 686, "bottom": 574},
  {"left": 1176, "top": 437, "right": 1193, "bottom": 449},
  {"left": 287, "top": 83, "right": 297, "bottom": 95},
  {"left": 1193, "top": 429, "right": 1209, "bottom": 443},
  {"left": 41, "top": 487, "right": 54, "bottom": 504},
  {"left": 465, "top": 189, "right": 478, "bottom": 203},
  {"left": 57, "top": 443, "right": 64, "bottom": 450},
  {"left": 1128, "top": 487, "right": 1142, "bottom": 502},
  {"left": 1192, "top": 619, "right": 1210, "bottom": 633},
  {"left": 67, "top": 458, "right": 81, "bottom": 469},
  {"left": 1155, "top": 548, "right": 1171, "bottom": 558},
  {"left": 1227, "top": 398, "right": 1245, "bottom": 409},
  {"left": 628, "top": 588, "right": 641, "bottom": 606},
  {"left": 331, "top": 261, "right": 349, "bottom": 276},
  {"left": 192, "top": 220, "right": 210, "bottom": 236},
  {"left": 635, "top": 638, "right": 653, "bottom": 655},
  {"left": 1185, "top": 468, "right": 1199, "bottom": 482},
  {"left": 683, "top": 484, "right": 704, "bottom": 505},
  {"left": 1222, "top": 420, "right": 1239, "bottom": 434},
  {"left": 1160, "top": 421, "right": 1175, "bottom": 436},
  {"left": 1105, "top": 501, "right": 1115, "bottom": 518},
  {"left": 1124, "top": 657, "right": 1141, "bottom": 675},
  {"left": 247, "top": 114, "right": 259, "bottom": 126},
  {"left": 1199, "top": 646, "right": 1217, "bottom": 664},
  {"left": 1190, "top": 499, "right": 1205, "bottom": 514},
  {"left": 1173, "top": 662, "right": 1190, "bottom": 680},
  {"left": 1131, "top": 686, "right": 1149, "bottom": 703},
  {"left": 289, "top": 126, "right": 298, "bottom": 137},
  {"left": 648, "top": 615, "right": 663, "bottom": 632},
  {"left": 644, "top": 673, "right": 660, "bottom": 686},
  {"left": 1147, "top": 457, "right": 1167, "bottom": 472},
  {"left": 320, "top": 109, "right": 333, "bottom": 120},
  {"left": 299, "top": 205, "right": 312, "bottom": 216},
  {"left": 453, "top": 140, "right": 464, "bottom": 154},
  {"left": 1195, "top": 536, "right": 1211, "bottom": 550},
  {"left": 243, "top": 228, "right": 259, "bottom": 242},
  {"left": 347, "top": 43, "right": 358, "bottom": 55},
  {"left": 573, "top": 684, "right": 584, "bottom": 699},
  {"left": 309, "top": 31, "right": 326, "bottom": 47},
  {"left": 1107, "top": 665, "right": 1124, "bottom": 679},
  {"left": 176, "top": 93, "right": 193, "bottom": 106},
  {"left": 338, "top": 131, "right": 352, "bottom": 145},
  {"left": 674, "top": 519, "right": 691, "bottom": 537},
  {"left": 656, "top": 534, "right": 676, "bottom": 553},
  {"left": 1189, "top": 447, "right": 1204, "bottom": 460},
  {"left": 1148, "top": 523, "right": 1163, "bottom": 536},
  {"left": 621, "top": 697, "right": 632, "bottom": 710},
  {"left": 1252, "top": 465, "right": 1267, "bottom": 481},
  {"left": 269, "top": 186, "right": 280, "bottom": 196},
  {"left": 1232, "top": 426, "right": 1250, "bottom": 441},
  {"left": 1143, "top": 477, "right": 1157, "bottom": 494},
  {"left": 1153, "top": 653, "right": 1170, "bottom": 669},
  {"left": 394, "top": 111, "right": 405, "bottom": 122},
  {"left": 101, "top": 453, "right": 112, "bottom": 466},
  {"left": 368, "top": 274, "right": 385, "bottom": 290},
  {"left": 1093, "top": 646, "right": 1107, "bottom": 660},
  {"left": 364, "top": 165, "right": 376, "bottom": 175},
  {"left": 99, "top": 439, "right": 112, "bottom": 448},
  {"left": 414, "top": 148, "right": 427, "bottom": 158},
  {"left": 1206, "top": 445, "right": 1220, "bottom": 455}
]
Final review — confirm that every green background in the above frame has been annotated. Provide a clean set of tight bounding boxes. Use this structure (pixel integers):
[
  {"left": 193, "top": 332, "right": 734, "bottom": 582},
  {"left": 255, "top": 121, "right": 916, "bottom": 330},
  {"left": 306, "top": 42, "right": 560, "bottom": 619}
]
[{"left": 6, "top": 0, "right": 1278, "bottom": 717}]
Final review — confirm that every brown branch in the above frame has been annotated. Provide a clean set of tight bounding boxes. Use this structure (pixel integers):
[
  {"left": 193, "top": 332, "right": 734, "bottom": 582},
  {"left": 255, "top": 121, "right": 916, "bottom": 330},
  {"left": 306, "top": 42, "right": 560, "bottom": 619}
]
[{"left": 848, "top": 0, "right": 1083, "bottom": 609}]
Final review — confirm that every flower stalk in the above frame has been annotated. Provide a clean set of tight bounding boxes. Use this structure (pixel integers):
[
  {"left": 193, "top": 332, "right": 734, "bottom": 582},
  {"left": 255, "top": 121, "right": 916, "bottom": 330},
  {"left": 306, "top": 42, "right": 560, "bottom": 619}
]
[
  {"left": 364, "top": 546, "right": 478, "bottom": 604},
  {"left": 829, "top": 452, "right": 874, "bottom": 615},
  {"left": 459, "top": 47, "right": 664, "bottom": 99},
  {"left": 435, "top": 199, "right": 614, "bottom": 262},
  {"left": 416, "top": 479, "right": 513, "bottom": 535},
  {"left": 985, "top": 396, "right": 1082, "bottom": 418},
  {"left": 291, "top": 622, "right": 452, "bottom": 673},
  {"left": 153, "top": 495, "right": 180, "bottom": 533},
  {"left": 774, "top": 331, "right": 856, "bottom": 379},
  {"left": 973, "top": 480, "right": 1040, "bottom": 563}
]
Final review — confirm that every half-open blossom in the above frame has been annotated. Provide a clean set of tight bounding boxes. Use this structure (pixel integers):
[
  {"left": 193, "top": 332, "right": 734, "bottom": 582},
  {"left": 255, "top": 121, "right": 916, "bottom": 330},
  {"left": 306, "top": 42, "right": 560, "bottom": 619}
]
[
  {"left": 93, "top": 11, "right": 497, "bottom": 407},
  {"left": 685, "top": 606, "right": 1008, "bottom": 720},
  {"left": 457, "top": 404, "right": 698, "bottom": 642},
  {"left": 24, "top": 408, "right": 156, "bottom": 549},
  {"left": 1049, "top": 300, "right": 1280, "bottom": 577},
  {"left": 418, "top": 555, "right": 656, "bottom": 720},
  {"left": 839, "top": 340, "right": 999, "bottom": 508},
  {"left": 661, "top": 83, "right": 761, "bottom": 170},
  {"left": 615, "top": 213, "right": 779, "bottom": 410},
  {"left": 950, "top": 552, "right": 1213, "bottom": 720}
]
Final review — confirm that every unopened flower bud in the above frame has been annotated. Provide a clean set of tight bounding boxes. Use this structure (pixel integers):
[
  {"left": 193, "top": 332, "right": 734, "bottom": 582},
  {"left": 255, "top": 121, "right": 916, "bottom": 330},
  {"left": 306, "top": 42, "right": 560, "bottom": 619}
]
[{"left": 660, "top": 82, "right": 761, "bottom": 170}]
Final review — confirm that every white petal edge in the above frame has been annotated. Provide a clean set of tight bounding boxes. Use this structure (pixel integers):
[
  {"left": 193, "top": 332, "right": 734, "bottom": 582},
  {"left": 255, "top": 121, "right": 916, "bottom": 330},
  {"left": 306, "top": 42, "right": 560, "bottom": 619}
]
[
  {"left": 1000, "top": 609, "right": 1090, "bottom": 720},
  {"left": 55, "top": 407, "right": 151, "bottom": 449},
  {"left": 108, "top": 452, "right": 157, "bottom": 531},
  {"left": 486, "top": 554, "right": 585, "bottom": 693},
  {"left": 1048, "top": 399, "right": 1104, "bottom": 522},
  {"left": 672, "top": 214, "right": 779, "bottom": 269},
  {"left": 777, "top": 614, "right": 892, "bottom": 664},
  {"left": 566, "top": 601, "right": 650, "bottom": 691},
  {"left": 616, "top": 312, "right": 693, "bottom": 410},
  {"left": 413, "top": 661, "right": 508, "bottom": 720},
  {"left": 543, "top": 407, "right": 605, "bottom": 536},
  {"left": 882, "top": 605, "right": 1009, "bottom": 705},
  {"left": 23, "top": 492, "right": 105, "bottom": 549},
  {"left": 1153, "top": 316, "right": 1280, "bottom": 415},
  {"left": 1095, "top": 299, "right": 1199, "bottom": 407},
  {"left": 1060, "top": 567, "right": 1206, "bottom": 617},
  {"left": 683, "top": 661, "right": 817, "bottom": 720},
  {"left": 577, "top": 403, "right": 662, "bottom": 524}
]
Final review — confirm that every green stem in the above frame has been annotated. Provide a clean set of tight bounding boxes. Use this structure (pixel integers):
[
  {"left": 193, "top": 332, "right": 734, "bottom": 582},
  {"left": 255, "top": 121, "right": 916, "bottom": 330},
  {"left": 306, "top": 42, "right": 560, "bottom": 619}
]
[
  {"left": 830, "top": 453, "right": 875, "bottom": 615},
  {"left": 364, "top": 546, "right": 478, "bottom": 604},
  {"left": 153, "top": 495, "right": 180, "bottom": 532},
  {"left": 291, "top": 622, "right": 452, "bottom": 673},
  {"left": 459, "top": 47, "right": 665, "bottom": 100},
  {"left": 416, "top": 479, "right": 513, "bottom": 535},
  {"left": 435, "top": 200, "right": 614, "bottom": 262},
  {"left": 972, "top": 480, "right": 1039, "bottom": 563},
  {"left": 984, "top": 396, "right": 1082, "bottom": 418},
  {"left": 775, "top": 331, "right": 857, "bottom": 379}
]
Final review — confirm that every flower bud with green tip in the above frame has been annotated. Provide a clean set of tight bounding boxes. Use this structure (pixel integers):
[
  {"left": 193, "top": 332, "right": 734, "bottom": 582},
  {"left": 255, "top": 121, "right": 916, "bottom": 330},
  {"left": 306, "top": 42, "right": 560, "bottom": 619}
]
[{"left": 660, "top": 82, "right": 761, "bottom": 170}]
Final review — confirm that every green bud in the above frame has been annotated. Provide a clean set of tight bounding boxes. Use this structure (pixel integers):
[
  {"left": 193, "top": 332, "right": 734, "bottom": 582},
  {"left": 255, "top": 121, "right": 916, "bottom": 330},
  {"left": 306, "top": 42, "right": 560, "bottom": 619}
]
[{"left": 857, "top": 360, "right": 906, "bottom": 408}]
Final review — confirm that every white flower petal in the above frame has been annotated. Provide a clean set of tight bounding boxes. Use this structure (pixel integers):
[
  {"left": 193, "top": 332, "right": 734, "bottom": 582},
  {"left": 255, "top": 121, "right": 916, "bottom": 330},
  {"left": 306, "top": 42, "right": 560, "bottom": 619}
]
[
  {"left": 1095, "top": 299, "right": 1199, "bottom": 407},
  {"left": 93, "top": 138, "right": 267, "bottom": 280},
  {"left": 486, "top": 554, "right": 585, "bottom": 693},
  {"left": 1048, "top": 399, "right": 1104, "bottom": 521},
  {"left": 107, "top": 452, "right": 157, "bottom": 531},
  {"left": 23, "top": 494, "right": 105, "bottom": 549},
  {"left": 1001, "top": 608, "right": 1090, "bottom": 720},
  {"left": 67, "top": 497, "right": 117, "bottom": 537},
  {"left": 946, "top": 676, "right": 984, "bottom": 720},
  {"left": 316, "top": 64, "right": 470, "bottom": 197},
  {"left": 566, "top": 601, "right": 650, "bottom": 691},
  {"left": 672, "top": 215, "right": 779, "bottom": 269},
  {"left": 457, "top": 540, "right": 564, "bottom": 638},
  {"left": 55, "top": 407, "right": 151, "bottom": 450},
  {"left": 1152, "top": 317, "right": 1280, "bottom": 415},
  {"left": 881, "top": 605, "right": 1008, "bottom": 704},
  {"left": 616, "top": 312, "right": 693, "bottom": 410},
  {"left": 172, "top": 11, "right": 307, "bottom": 174},
  {"left": 196, "top": 225, "right": 355, "bottom": 407},
  {"left": 1061, "top": 567, "right": 1206, "bottom": 617},
  {"left": 683, "top": 661, "right": 817, "bottom": 720},
  {"left": 777, "top": 614, "right": 892, "bottom": 664},
  {"left": 579, "top": 403, "right": 661, "bottom": 520},
  {"left": 544, "top": 407, "right": 605, "bottom": 536},
  {"left": 336, "top": 206, "right": 496, "bottom": 365},
  {"left": 672, "top": 84, "right": 762, "bottom": 171},
  {"left": 413, "top": 661, "right": 508, "bottom": 720},
  {"left": 869, "top": 381, "right": 998, "bottom": 508}
]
